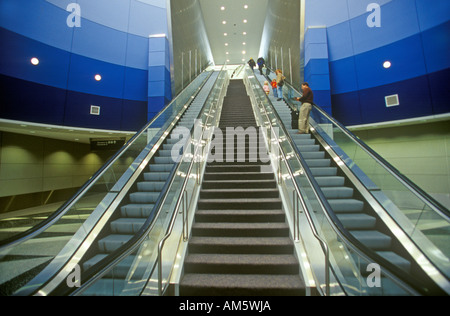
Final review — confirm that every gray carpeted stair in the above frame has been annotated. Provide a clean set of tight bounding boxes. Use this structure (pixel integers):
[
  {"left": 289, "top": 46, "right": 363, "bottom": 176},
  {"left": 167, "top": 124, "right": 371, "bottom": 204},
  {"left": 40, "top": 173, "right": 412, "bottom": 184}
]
[{"left": 179, "top": 80, "right": 306, "bottom": 296}]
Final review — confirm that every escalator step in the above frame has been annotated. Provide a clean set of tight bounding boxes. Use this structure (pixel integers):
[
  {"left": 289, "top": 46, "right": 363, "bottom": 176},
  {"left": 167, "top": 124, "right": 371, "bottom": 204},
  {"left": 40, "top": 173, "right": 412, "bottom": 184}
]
[
  {"left": 111, "top": 218, "right": 146, "bottom": 234},
  {"left": 337, "top": 214, "right": 377, "bottom": 230},
  {"left": 350, "top": 231, "right": 392, "bottom": 250}
]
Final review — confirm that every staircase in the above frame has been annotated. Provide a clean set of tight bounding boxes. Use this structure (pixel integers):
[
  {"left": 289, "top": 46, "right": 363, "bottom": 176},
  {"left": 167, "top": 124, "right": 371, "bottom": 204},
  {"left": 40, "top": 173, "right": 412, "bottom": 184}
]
[{"left": 179, "top": 80, "right": 306, "bottom": 296}]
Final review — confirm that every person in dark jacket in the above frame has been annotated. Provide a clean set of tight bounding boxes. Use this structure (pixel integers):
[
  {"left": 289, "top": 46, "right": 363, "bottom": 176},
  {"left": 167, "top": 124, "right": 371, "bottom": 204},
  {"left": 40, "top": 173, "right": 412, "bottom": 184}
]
[
  {"left": 257, "top": 57, "right": 265, "bottom": 75},
  {"left": 248, "top": 58, "right": 256, "bottom": 71},
  {"left": 294, "top": 83, "right": 314, "bottom": 134}
]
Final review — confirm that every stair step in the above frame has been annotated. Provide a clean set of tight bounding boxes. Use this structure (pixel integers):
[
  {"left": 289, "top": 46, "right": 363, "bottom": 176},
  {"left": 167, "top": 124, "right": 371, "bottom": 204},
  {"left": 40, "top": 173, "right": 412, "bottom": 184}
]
[
  {"left": 192, "top": 222, "right": 290, "bottom": 237},
  {"left": 337, "top": 214, "right": 377, "bottom": 230},
  {"left": 195, "top": 209, "right": 285, "bottom": 223},
  {"left": 180, "top": 274, "right": 305, "bottom": 296},
  {"left": 200, "top": 189, "right": 279, "bottom": 199},
  {"left": 98, "top": 234, "right": 133, "bottom": 253},
  {"left": 183, "top": 254, "right": 299, "bottom": 275},
  {"left": 328, "top": 199, "right": 365, "bottom": 213},
  {"left": 198, "top": 198, "right": 282, "bottom": 210},
  {"left": 315, "top": 176, "right": 345, "bottom": 187},
  {"left": 120, "top": 204, "right": 155, "bottom": 218},
  {"left": 111, "top": 218, "right": 146, "bottom": 234},
  {"left": 351, "top": 231, "right": 392, "bottom": 250},
  {"left": 136, "top": 181, "right": 165, "bottom": 192},
  {"left": 204, "top": 172, "right": 274, "bottom": 181},
  {"left": 321, "top": 187, "right": 354, "bottom": 199},
  {"left": 376, "top": 251, "right": 412, "bottom": 274},
  {"left": 188, "top": 237, "right": 294, "bottom": 254},
  {"left": 202, "top": 179, "right": 277, "bottom": 189},
  {"left": 129, "top": 192, "right": 161, "bottom": 204}
]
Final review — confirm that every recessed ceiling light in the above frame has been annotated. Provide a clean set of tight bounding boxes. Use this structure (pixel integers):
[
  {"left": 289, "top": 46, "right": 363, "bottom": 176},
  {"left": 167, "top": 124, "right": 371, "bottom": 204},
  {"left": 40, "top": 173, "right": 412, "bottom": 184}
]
[
  {"left": 244, "top": 5, "right": 249, "bottom": 9},
  {"left": 94, "top": 74, "right": 102, "bottom": 81},
  {"left": 226, "top": 52, "right": 229, "bottom": 55},
  {"left": 242, "top": 50, "right": 246, "bottom": 55},
  {"left": 31, "top": 57, "right": 39, "bottom": 66},
  {"left": 221, "top": 6, "right": 225, "bottom": 10},
  {"left": 222, "top": 21, "right": 227, "bottom": 25},
  {"left": 383, "top": 61, "right": 392, "bottom": 69},
  {"left": 224, "top": 33, "right": 228, "bottom": 36},
  {"left": 243, "top": 32, "right": 247, "bottom": 35},
  {"left": 225, "top": 43, "right": 229, "bottom": 46},
  {"left": 243, "top": 42, "right": 246, "bottom": 45},
  {"left": 243, "top": 19, "right": 248, "bottom": 23}
]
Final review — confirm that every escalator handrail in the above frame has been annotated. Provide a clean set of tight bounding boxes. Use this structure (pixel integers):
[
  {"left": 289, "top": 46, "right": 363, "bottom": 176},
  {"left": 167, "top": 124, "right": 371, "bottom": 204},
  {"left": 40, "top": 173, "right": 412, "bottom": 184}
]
[
  {"left": 0, "top": 70, "right": 214, "bottom": 253},
  {"left": 59, "top": 66, "right": 227, "bottom": 296},
  {"left": 283, "top": 83, "right": 450, "bottom": 219},
  {"left": 249, "top": 70, "right": 432, "bottom": 295}
]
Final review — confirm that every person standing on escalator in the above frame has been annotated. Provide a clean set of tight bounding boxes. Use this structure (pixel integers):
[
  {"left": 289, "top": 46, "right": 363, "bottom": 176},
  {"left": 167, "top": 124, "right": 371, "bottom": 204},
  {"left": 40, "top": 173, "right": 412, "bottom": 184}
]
[{"left": 294, "top": 82, "right": 314, "bottom": 134}]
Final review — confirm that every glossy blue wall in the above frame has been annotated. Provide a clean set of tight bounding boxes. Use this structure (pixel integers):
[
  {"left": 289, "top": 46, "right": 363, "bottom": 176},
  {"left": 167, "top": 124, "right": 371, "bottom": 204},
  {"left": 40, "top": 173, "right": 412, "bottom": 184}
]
[
  {"left": 0, "top": 0, "right": 171, "bottom": 131},
  {"left": 304, "top": 0, "right": 450, "bottom": 126}
]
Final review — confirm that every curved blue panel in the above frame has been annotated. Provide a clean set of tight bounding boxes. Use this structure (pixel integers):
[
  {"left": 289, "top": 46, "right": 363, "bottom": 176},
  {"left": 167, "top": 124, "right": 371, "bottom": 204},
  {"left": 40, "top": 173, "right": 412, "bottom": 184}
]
[
  {"left": 67, "top": 53, "right": 125, "bottom": 99},
  {"left": 126, "top": 33, "right": 149, "bottom": 70},
  {"left": 71, "top": 18, "right": 128, "bottom": 66},
  {"left": 0, "top": 74, "right": 66, "bottom": 125},
  {"left": 415, "top": 0, "right": 450, "bottom": 31},
  {"left": 349, "top": 0, "right": 421, "bottom": 56},
  {"left": 0, "top": 27, "right": 71, "bottom": 89},
  {"left": 77, "top": 0, "right": 130, "bottom": 32},
  {"left": 329, "top": 56, "right": 358, "bottom": 94},
  {"left": 354, "top": 34, "right": 427, "bottom": 90},
  {"left": 326, "top": 21, "right": 354, "bottom": 62},
  {"left": 64, "top": 90, "right": 124, "bottom": 130},
  {"left": 0, "top": 0, "right": 73, "bottom": 51},
  {"left": 124, "top": 67, "right": 148, "bottom": 102},
  {"left": 129, "top": 0, "right": 168, "bottom": 37},
  {"left": 422, "top": 21, "right": 450, "bottom": 73}
]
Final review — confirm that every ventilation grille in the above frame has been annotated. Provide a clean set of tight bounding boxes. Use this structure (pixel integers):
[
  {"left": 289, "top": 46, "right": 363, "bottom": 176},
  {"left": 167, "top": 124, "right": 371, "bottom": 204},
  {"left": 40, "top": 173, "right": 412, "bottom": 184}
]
[
  {"left": 385, "top": 94, "right": 400, "bottom": 107},
  {"left": 90, "top": 105, "right": 101, "bottom": 115}
]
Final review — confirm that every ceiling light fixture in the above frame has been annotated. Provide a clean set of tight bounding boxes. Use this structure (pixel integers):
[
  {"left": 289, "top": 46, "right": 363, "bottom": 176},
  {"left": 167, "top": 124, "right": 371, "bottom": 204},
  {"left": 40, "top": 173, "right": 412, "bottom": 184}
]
[
  {"left": 383, "top": 61, "right": 392, "bottom": 69},
  {"left": 243, "top": 19, "right": 248, "bottom": 23},
  {"left": 31, "top": 57, "right": 40, "bottom": 66},
  {"left": 94, "top": 74, "right": 102, "bottom": 81},
  {"left": 222, "top": 21, "right": 227, "bottom": 25}
]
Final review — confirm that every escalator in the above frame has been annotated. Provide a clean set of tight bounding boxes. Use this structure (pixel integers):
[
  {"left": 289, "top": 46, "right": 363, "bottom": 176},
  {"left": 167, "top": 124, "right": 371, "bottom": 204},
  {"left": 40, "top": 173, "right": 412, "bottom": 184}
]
[
  {"left": 250, "top": 70, "right": 450, "bottom": 295},
  {"left": 0, "top": 68, "right": 227, "bottom": 296}
]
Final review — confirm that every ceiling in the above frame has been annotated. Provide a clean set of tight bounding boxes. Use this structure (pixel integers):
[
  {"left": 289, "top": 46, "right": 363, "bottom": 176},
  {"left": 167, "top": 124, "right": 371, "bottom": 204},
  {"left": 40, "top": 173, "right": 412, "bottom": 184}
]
[{"left": 199, "top": 0, "right": 269, "bottom": 65}]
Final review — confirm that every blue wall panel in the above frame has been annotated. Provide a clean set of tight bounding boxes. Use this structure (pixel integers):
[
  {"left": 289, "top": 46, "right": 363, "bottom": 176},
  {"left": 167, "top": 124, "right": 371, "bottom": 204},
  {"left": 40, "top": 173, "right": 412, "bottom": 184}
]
[
  {"left": 71, "top": 19, "right": 128, "bottom": 66},
  {"left": 0, "top": 0, "right": 73, "bottom": 51},
  {"left": 67, "top": 54, "right": 125, "bottom": 99},
  {"left": 354, "top": 34, "right": 427, "bottom": 90},
  {"left": 64, "top": 90, "right": 124, "bottom": 130},
  {"left": 0, "top": 27, "right": 71, "bottom": 89},
  {"left": 0, "top": 0, "right": 171, "bottom": 131},
  {"left": 428, "top": 68, "right": 450, "bottom": 115},
  {"left": 0, "top": 74, "right": 67, "bottom": 125},
  {"left": 421, "top": 21, "right": 450, "bottom": 73},
  {"left": 305, "top": 0, "right": 450, "bottom": 126}
]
